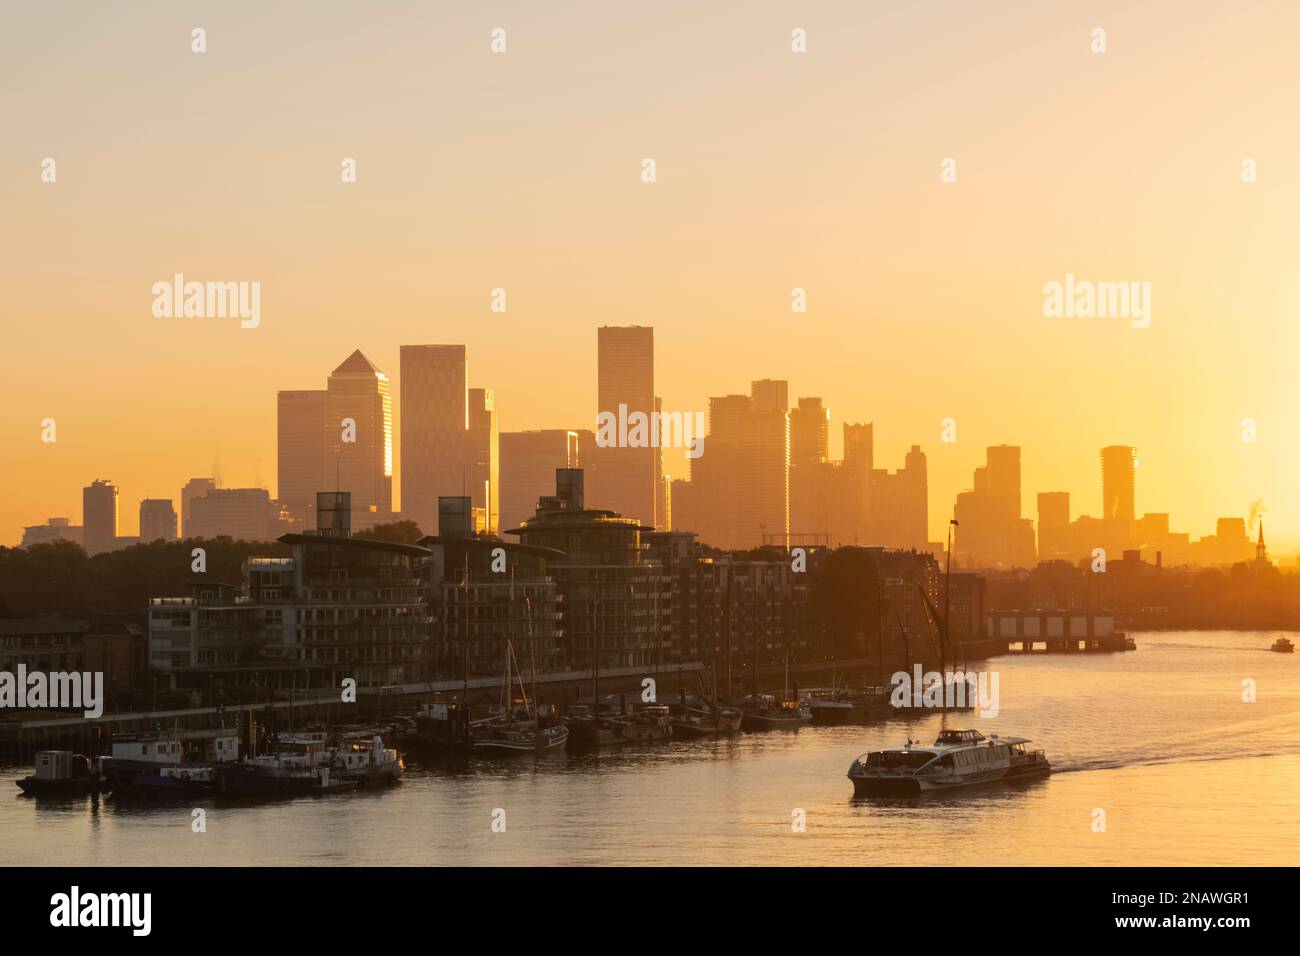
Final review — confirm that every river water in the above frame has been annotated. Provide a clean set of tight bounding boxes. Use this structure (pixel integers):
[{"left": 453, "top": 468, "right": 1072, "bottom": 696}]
[{"left": 3, "top": 631, "right": 1298, "bottom": 866}]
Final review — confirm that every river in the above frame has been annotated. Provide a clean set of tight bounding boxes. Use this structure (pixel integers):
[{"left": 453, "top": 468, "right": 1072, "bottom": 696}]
[{"left": 3, "top": 630, "right": 1297, "bottom": 866}]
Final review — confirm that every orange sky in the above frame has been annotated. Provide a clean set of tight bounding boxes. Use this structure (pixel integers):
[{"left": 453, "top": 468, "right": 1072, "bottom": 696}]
[{"left": 3, "top": 2, "right": 1299, "bottom": 552}]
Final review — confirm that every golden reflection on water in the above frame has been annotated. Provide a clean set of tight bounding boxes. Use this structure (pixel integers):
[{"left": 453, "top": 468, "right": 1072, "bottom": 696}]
[{"left": 3, "top": 631, "right": 1298, "bottom": 866}]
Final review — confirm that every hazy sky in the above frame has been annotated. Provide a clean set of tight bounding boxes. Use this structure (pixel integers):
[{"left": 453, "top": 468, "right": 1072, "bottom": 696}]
[{"left": 3, "top": 1, "right": 1298, "bottom": 550}]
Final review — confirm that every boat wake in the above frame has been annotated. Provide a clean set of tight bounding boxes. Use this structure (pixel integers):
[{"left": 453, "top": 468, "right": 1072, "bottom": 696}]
[{"left": 1053, "top": 749, "right": 1285, "bottom": 774}]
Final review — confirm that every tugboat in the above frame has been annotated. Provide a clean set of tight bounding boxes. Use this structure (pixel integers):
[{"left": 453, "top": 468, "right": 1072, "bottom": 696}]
[
  {"left": 1272, "top": 637, "right": 1294, "bottom": 653},
  {"left": 326, "top": 734, "right": 405, "bottom": 788},
  {"left": 848, "top": 729, "right": 1051, "bottom": 795},
  {"left": 16, "top": 751, "right": 101, "bottom": 796}
]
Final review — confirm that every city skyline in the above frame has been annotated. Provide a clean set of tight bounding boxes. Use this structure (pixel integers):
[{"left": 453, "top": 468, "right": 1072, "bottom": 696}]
[
  {"left": 10, "top": 327, "right": 1281, "bottom": 570},
  {"left": 4, "top": 3, "right": 1295, "bottom": 552}
]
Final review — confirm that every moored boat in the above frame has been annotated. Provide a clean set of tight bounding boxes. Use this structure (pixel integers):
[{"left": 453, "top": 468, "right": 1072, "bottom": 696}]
[
  {"left": 739, "top": 693, "right": 813, "bottom": 731},
  {"left": 803, "top": 686, "right": 893, "bottom": 725},
  {"left": 325, "top": 734, "right": 405, "bottom": 787},
  {"left": 100, "top": 729, "right": 241, "bottom": 792},
  {"left": 472, "top": 722, "right": 569, "bottom": 755},
  {"left": 563, "top": 704, "right": 630, "bottom": 748},
  {"left": 668, "top": 691, "right": 743, "bottom": 737},
  {"left": 847, "top": 728, "right": 1051, "bottom": 795},
  {"left": 15, "top": 751, "right": 101, "bottom": 796}
]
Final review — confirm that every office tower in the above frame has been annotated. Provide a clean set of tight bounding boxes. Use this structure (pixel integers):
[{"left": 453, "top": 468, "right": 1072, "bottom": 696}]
[
  {"left": 595, "top": 325, "right": 659, "bottom": 526},
  {"left": 1101, "top": 445, "right": 1136, "bottom": 522},
  {"left": 187, "top": 488, "right": 278, "bottom": 541},
  {"left": 790, "top": 397, "right": 829, "bottom": 467},
  {"left": 954, "top": 446, "right": 1033, "bottom": 568},
  {"left": 690, "top": 385, "right": 789, "bottom": 549},
  {"left": 750, "top": 379, "right": 789, "bottom": 414},
  {"left": 277, "top": 389, "right": 326, "bottom": 525},
  {"left": 788, "top": 398, "right": 832, "bottom": 543},
  {"left": 837, "top": 422, "right": 874, "bottom": 544},
  {"left": 986, "top": 444, "right": 1022, "bottom": 520},
  {"left": 20, "top": 517, "right": 84, "bottom": 549},
  {"left": 867, "top": 445, "right": 928, "bottom": 551},
  {"left": 83, "top": 479, "right": 119, "bottom": 556},
  {"left": 902, "top": 444, "right": 929, "bottom": 548},
  {"left": 467, "top": 387, "right": 499, "bottom": 534},
  {"left": 180, "top": 478, "right": 217, "bottom": 537},
  {"left": 400, "top": 345, "right": 468, "bottom": 536},
  {"left": 326, "top": 350, "right": 393, "bottom": 527},
  {"left": 499, "top": 430, "right": 579, "bottom": 534},
  {"left": 139, "top": 499, "right": 178, "bottom": 543},
  {"left": 1037, "top": 492, "right": 1070, "bottom": 560}
]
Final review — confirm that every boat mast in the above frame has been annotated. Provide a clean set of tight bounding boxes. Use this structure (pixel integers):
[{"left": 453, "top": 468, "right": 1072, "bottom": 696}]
[
  {"left": 724, "top": 560, "right": 733, "bottom": 704},
  {"left": 942, "top": 519, "right": 957, "bottom": 679},
  {"left": 592, "top": 591, "right": 600, "bottom": 715},
  {"left": 527, "top": 596, "right": 538, "bottom": 722},
  {"left": 462, "top": 550, "right": 470, "bottom": 746}
]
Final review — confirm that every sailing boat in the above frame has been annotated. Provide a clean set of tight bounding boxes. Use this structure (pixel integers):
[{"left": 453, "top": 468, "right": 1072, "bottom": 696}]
[
  {"left": 564, "top": 590, "right": 634, "bottom": 747},
  {"left": 473, "top": 575, "right": 568, "bottom": 755},
  {"left": 473, "top": 640, "right": 568, "bottom": 755}
]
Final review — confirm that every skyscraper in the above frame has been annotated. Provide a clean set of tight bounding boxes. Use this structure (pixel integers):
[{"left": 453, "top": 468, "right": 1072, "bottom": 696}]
[
  {"left": 499, "top": 429, "right": 579, "bottom": 534},
  {"left": 789, "top": 397, "right": 831, "bottom": 541},
  {"left": 789, "top": 397, "right": 829, "bottom": 467},
  {"left": 139, "top": 499, "right": 178, "bottom": 543},
  {"left": 595, "top": 325, "right": 659, "bottom": 526},
  {"left": 1101, "top": 445, "right": 1136, "bottom": 522},
  {"left": 953, "top": 446, "right": 1034, "bottom": 568},
  {"left": 325, "top": 350, "right": 393, "bottom": 527},
  {"left": 986, "top": 444, "right": 1022, "bottom": 521},
  {"left": 82, "top": 479, "right": 119, "bottom": 556},
  {"left": 277, "top": 389, "right": 326, "bottom": 526},
  {"left": 689, "top": 385, "right": 789, "bottom": 549},
  {"left": 467, "top": 387, "right": 499, "bottom": 534},
  {"left": 180, "top": 477, "right": 217, "bottom": 537},
  {"left": 400, "top": 345, "right": 467, "bottom": 536},
  {"left": 187, "top": 488, "right": 278, "bottom": 541},
  {"left": 1037, "top": 491, "right": 1070, "bottom": 560}
]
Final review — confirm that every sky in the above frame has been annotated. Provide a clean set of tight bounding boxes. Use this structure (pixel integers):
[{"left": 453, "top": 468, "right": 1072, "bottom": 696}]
[{"left": 2, "top": 1, "right": 1298, "bottom": 552}]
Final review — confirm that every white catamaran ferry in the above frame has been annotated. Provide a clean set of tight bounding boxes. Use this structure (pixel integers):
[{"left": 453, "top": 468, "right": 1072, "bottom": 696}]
[{"left": 847, "top": 729, "right": 1051, "bottom": 795}]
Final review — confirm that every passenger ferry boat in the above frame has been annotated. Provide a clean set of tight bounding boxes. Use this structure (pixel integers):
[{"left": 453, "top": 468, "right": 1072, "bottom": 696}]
[
  {"left": 847, "top": 729, "right": 1051, "bottom": 795},
  {"left": 1271, "top": 636, "right": 1294, "bottom": 653}
]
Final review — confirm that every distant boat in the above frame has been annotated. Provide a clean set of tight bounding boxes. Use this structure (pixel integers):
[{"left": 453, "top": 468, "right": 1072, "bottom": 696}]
[
  {"left": 668, "top": 692, "right": 742, "bottom": 737},
  {"left": 563, "top": 703, "right": 631, "bottom": 747},
  {"left": 622, "top": 704, "right": 673, "bottom": 742},
  {"left": 848, "top": 729, "right": 1051, "bottom": 795},
  {"left": 215, "top": 751, "right": 355, "bottom": 797},
  {"left": 101, "top": 728, "right": 241, "bottom": 792},
  {"left": 739, "top": 693, "right": 812, "bottom": 731},
  {"left": 473, "top": 722, "right": 569, "bottom": 755},
  {"left": 802, "top": 686, "right": 893, "bottom": 725},
  {"left": 15, "top": 751, "right": 100, "bottom": 797},
  {"left": 1272, "top": 637, "right": 1294, "bottom": 653}
]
